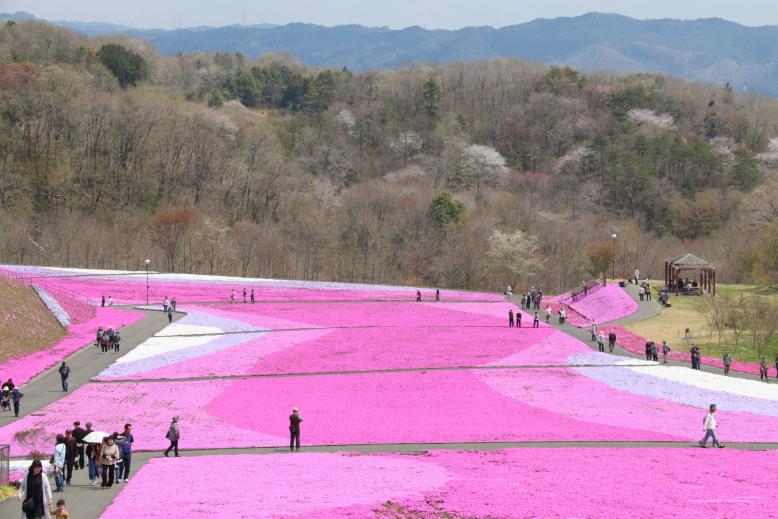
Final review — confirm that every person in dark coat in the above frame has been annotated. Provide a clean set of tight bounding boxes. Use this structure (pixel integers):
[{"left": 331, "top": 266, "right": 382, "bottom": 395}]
[
  {"left": 63, "top": 430, "right": 77, "bottom": 486},
  {"left": 608, "top": 331, "right": 616, "bottom": 353},
  {"left": 289, "top": 407, "right": 302, "bottom": 451},
  {"left": 58, "top": 362, "right": 70, "bottom": 392},
  {"left": 18, "top": 459, "right": 51, "bottom": 519},
  {"left": 71, "top": 421, "right": 86, "bottom": 470},
  {"left": 517, "top": 311, "right": 522, "bottom": 328},
  {"left": 416, "top": 290, "right": 421, "bottom": 302},
  {"left": 167, "top": 306, "right": 173, "bottom": 323},
  {"left": 112, "top": 332, "right": 121, "bottom": 353},
  {"left": 250, "top": 289, "right": 255, "bottom": 304},
  {"left": 508, "top": 309, "right": 514, "bottom": 328},
  {"left": 11, "top": 388, "right": 22, "bottom": 417},
  {"left": 645, "top": 342, "right": 652, "bottom": 361}
]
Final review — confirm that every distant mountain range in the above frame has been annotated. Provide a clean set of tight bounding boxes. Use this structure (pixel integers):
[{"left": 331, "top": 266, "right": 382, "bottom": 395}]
[{"left": 4, "top": 10, "right": 778, "bottom": 96}]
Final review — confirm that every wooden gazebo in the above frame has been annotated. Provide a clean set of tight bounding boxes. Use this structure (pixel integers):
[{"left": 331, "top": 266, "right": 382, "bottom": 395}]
[{"left": 665, "top": 254, "right": 716, "bottom": 295}]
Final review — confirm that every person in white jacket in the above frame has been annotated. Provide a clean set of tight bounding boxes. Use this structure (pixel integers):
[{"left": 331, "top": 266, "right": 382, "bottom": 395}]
[
  {"left": 699, "top": 404, "right": 724, "bottom": 448},
  {"left": 18, "top": 459, "right": 52, "bottom": 519}
]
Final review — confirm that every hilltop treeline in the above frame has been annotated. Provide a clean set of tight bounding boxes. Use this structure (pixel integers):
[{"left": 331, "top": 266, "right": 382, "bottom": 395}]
[{"left": 1, "top": 20, "right": 778, "bottom": 291}]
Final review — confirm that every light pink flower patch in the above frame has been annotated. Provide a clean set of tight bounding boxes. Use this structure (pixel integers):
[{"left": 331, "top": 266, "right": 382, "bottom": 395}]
[
  {"left": 566, "top": 284, "right": 638, "bottom": 327},
  {"left": 101, "top": 453, "right": 451, "bottom": 519},
  {"left": 0, "top": 307, "right": 143, "bottom": 387},
  {"left": 0, "top": 380, "right": 284, "bottom": 455},
  {"left": 102, "top": 449, "right": 778, "bottom": 518}
]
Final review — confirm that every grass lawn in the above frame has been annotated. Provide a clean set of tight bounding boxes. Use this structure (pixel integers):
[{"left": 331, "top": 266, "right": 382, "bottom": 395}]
[
  {"left": 0, "top": 277, "right": 65, "bottom": 363},
  {"left": 625, "top": 281, "right": 778, "bottom": 364}
]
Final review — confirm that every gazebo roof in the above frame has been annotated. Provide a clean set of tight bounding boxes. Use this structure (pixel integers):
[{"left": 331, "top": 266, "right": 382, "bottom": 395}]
[{"left": 671, "top": 253, "right": 713, "bottom": 267}]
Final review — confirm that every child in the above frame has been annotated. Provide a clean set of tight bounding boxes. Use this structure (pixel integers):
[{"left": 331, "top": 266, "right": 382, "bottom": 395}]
[{"left": 52, "top": 498, "right": 70, "bottom": 519}]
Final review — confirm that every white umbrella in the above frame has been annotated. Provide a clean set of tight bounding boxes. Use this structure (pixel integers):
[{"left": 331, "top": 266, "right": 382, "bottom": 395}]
[{"left": 82, "top": 431, "right": 109, "bottom": 443}]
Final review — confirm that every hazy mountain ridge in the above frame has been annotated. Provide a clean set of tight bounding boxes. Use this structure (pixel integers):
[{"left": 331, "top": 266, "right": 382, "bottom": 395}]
[{"left": 3, "top": 11, "right": 778, "bottom": 94}]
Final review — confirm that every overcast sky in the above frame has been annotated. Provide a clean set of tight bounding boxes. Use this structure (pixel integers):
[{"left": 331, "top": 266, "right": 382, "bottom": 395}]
[{"left": 2, "top": 0, "right": 777, "bottom": 29}]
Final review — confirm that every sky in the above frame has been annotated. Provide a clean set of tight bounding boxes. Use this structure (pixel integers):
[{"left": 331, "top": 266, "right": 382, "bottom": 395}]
[{"left": 1, "top": 0, "right": 777, "bottom": 30}]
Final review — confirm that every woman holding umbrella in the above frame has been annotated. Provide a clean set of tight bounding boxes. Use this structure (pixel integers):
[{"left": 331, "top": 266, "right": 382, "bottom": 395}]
[
  {"left": 18, "top": 459, "right": 52, "bottom": 519},
  {"left": 83, "top": 430, "right": 108, "bottom": 486}
]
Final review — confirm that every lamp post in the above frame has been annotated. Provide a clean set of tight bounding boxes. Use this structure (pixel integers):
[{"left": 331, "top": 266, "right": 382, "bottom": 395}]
[
  {"left": 611, "top": 234, "right": 618, "bottom": 282},
  {"left": 144, "top": 259, "right": 150, "bottom": 307}
]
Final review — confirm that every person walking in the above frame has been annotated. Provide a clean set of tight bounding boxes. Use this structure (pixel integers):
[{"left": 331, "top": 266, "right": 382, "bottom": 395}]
[
  {"left": 520, "top": 294, "right": 526, "bottom": 309},
  {"left": 532, "top": 312, "right": 539, "bottom": 328},
  {"left": 597, "top": 331, "right": 606, "bottom": 352},
  {"left": 516, "top": 311, "right": 522, "bottom": 328},
  {"left": 100, "top": 436, "right": 120, "bottom": 489},
  {"left": 508, "top": 309, "right": 514, "bottom": 328},
  {"left": 71, "top": 422, "right": 85, "bottom": 471},
  {"left": 167, "top": 306, "right": 173, "bottom": 323},
  {"left": 11, "top": 387, "right": 23, "bottom": 417},
  {"left": 760, "top": 357, "right": 769, "bottom": 382},
  {"left": 63, "top": 430, "right": 77, "bottom": 486},
  {"left": 435, "top": 289, "right": 440, "bottom": 302},
  {"left": 230, "top": 290, "right": 237, "bottom": 304},
  {"left": 289, "top": 407, "right": 303, "bottom": 451},
  {"left": 608, "top": 330, "right": 616, "bottom": 353},
  {"left": 699, "top": 404, "right": 724, "bottom": 448},
  {"left": 164, "top": 417, "right": 180, "bottom": 457},
  {"left": 118, "top": 423, "right": 133, "bottom": 483},
  {"left": 545, "top": 306, "right": 552, "bottom": 323},
  {"left": 52, "top": 435, "right": 65, "bottom": 493},
  {"left": 58, "top": 362, "right": 70, "bottom": 392},
  {"left": 590, "top": 321, "right": 598, "bottom": 342},
  {"left": 645, "top": 282, "right": 652, "bottom": 301},
  {"left": 650, "top": 342, "right": 658, "bottom": 362},
  {"left": 250, "top": 290, "right": 254, "bottom": 304},
  {"left": 645, "top": 341, "right": 652, "bottom": 361},
  {"left": 416, "top": 290, "right": 421, "bottom": 302},
  {"left": 101, "top": 295, "right": 105, "bottom": 307},
  {"left": 662, "top": 341, "right": 670, "bottom": 364},
  {"left": 638, "top": 286, "right": 645, "bottom": 301},
  {"left": 163, "top": 297, "right": 169, "bottom": 313},
  {"left": 18, "top": 460, "right": 52, "bottom": 519},
  {"left": 171, "top": 297, "right": 177, "bottom": 311},
  {"left": 112, "top": 331, "right": 121, "bottom": 353},
  {"left": 242, "top": 288, "right": 247, "bottom": 303},
  {"left": 723, "top": 352, "right": 732, "bottom": 376}
]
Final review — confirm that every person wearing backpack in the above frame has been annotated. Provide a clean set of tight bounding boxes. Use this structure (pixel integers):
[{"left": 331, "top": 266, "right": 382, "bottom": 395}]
[{"left": 58, "top": 362, "right": 70, "bottom": 392}]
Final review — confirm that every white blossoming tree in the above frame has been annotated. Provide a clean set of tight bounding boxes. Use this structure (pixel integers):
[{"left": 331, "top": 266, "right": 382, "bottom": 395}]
[
  {"left": 487, "top": 230, "right": 542, "bottom": 289},
  {"left": 461, "top": 144, "right": 508, "bottom": 200}
]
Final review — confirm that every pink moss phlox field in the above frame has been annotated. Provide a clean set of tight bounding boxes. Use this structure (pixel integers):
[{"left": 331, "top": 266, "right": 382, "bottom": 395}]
[
  {"left": 41, "top": 285, "right": 96, "bottom": 324},
  {"left": 0, "top": 306, "right": 143, "bottom": 387},
  {"left": 604, "top": 325, "right": 762, "bottom": 376},
  {"left": 0, "top": 265, "right": 502, "bottom": 304},
  {"left": 101, "top": 449, "right": 778, "bottom": 518},
  {"left": 566, "top": 284, "right": 638, "bottom": 327},
  {"left": 0, "top": 380, "right": 285, "bottom": 455}
]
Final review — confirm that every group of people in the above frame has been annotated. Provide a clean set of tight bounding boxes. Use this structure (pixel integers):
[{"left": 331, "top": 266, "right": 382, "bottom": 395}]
[
  {"left": 638, "top": 278, "right": 652, "bottom": 301},
  {"left": 49, "top": 421, "right": 134, "bottom": 493},
  {"left": 100, "top": 295, "right": 113, "bottom": 307},
  {"left": 507, "top": 309, "right": 541, "bottom": 328},
  {"left": 95, "top": 326, "right": 121, "bottom": 354},
  {"left": 416, "top": 289, "right": 441, "bottom": 302},
  {"left": 590, "top": 323, "right": 617, "bottom": 353},
  {"left": 757, "top": 354, "right": 778, "bottom": 382},
  {"left": 230, "top": 289, "right": 254, "bottom": 304},
  {"left": 1, "top": 378, "right": 23, "bottom": 416},
  {"left": 645, "top": 340, "right": 671, "bottom": 362},
  {"left": 161, "top": 297, "right": 176, "bottom": 322},
  {"left": 520, "top": 287, "right": 543, "bottom": 310}
]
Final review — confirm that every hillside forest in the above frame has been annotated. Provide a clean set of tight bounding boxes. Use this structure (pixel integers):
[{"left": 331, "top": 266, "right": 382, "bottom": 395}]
[{"left": 2, "top": 20, "right": 778, "bottom": 293}]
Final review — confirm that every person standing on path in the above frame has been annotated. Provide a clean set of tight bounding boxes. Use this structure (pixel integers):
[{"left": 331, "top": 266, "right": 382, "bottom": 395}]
[
  {"left": 118, "top": 423, "right": 133, "bottom": 482},
  {"left": 416, "top": 290, "right": 421, "bottom": 302},
  {"left": 100, "top": 436, "right": 120, "bottom": 488},
  {"left": 545, "top": 305, "right": 552, "bottom": 323},
  {"left": 597, "top": 331, "right": 605, "bottom": 352},
  {"left": 508, "top": 309, "right": 514, "bottom": 328},
  {"left": 638, "top": 286, "right": 645, "bottom": 301},
  {"left": 164, "top": 417, "right": 180, "bottom": 457},
  {"left": 435, "top": 288, "right": 440, "bottom": 302},
  {"left": 633, "top": 268, "right": 639, "bottom": 285},
  {"left": 289, "top": 407, "right": 302, "bottom": 451},
  {"left": 760, "top": 357, "right": 769, "bottom": 382},
  {"left": 52, "top": 435, "right": 66, "bottom": 493},
  {"left": 167, "top": 306, "right": 173, "bottom": 323},
  {"left": 230, "top": 290, "right": 237, "bottom": 304},
  {"left": 250, "top": 289, "right": 254, "bottom": 304},
  {"left": 699, "top": 404, "right": 724, "bottom": 448},
  {"left": 58, "top": 362, "right": 70, "bottom": 392},
  {"left": 645, "top": 341, "right": 652, "bottom": 361},
  {"left": 171, "top": 297, "right": 177, "bottom": 311},
  {"left": 723, "top": 352, "right": 732, "bottom": 376},
  {"left": 112, "top": 331, "right": 121, "bottom": 353},
  {"left": 532, "top": 312, "right": 539, "bottom": 328},
  {"left": 63, "top": 430, "right": 77, "bottom": 486},
  {"left": 608, "top": 331, "right": 616, "bottom": 353},
  {"left": 517, "top": 311, "right": 522, "bottom": 328},
  {"left": 243, "top": 288, "right": 247, "bottom": 303},
  {"left": 101, "top": 295, "right": 105, "bottom": 308},
  {"left": 163, "top": 297, "right": 169, "bottom": 313},
  {"left": 591, "top": 321, "right": 598, "bottom": 342},
  {"left": 71, "top": 422, "right": 85, "bottom": 471},
  {"left": 18, "top": 460, "right": 52, "bottom": 519},
  {"left": 520, "top": 294, "right": 526, "bottom": 309},
  {"left": 11, "top": 387, "right": 23, "bottom": 417},
  {"left": 662, "top": 341, "right": 670, "bottom": 364}
]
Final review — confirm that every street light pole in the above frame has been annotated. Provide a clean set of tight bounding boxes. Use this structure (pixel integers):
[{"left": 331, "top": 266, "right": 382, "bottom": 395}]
[
  {"left": 145, "top": 259, "right": 150, "bottom": 306},
  {"left": 611, "top": 234, "right": 618, "bottom": 282}
]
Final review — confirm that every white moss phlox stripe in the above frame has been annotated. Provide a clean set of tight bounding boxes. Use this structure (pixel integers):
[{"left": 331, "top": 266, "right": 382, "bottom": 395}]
[
  {"left": 617, "top": 360, "right": 778, "bottom": 401},
  {"left": 112, "top": 323, "right": 223, "bottom": 365}
]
